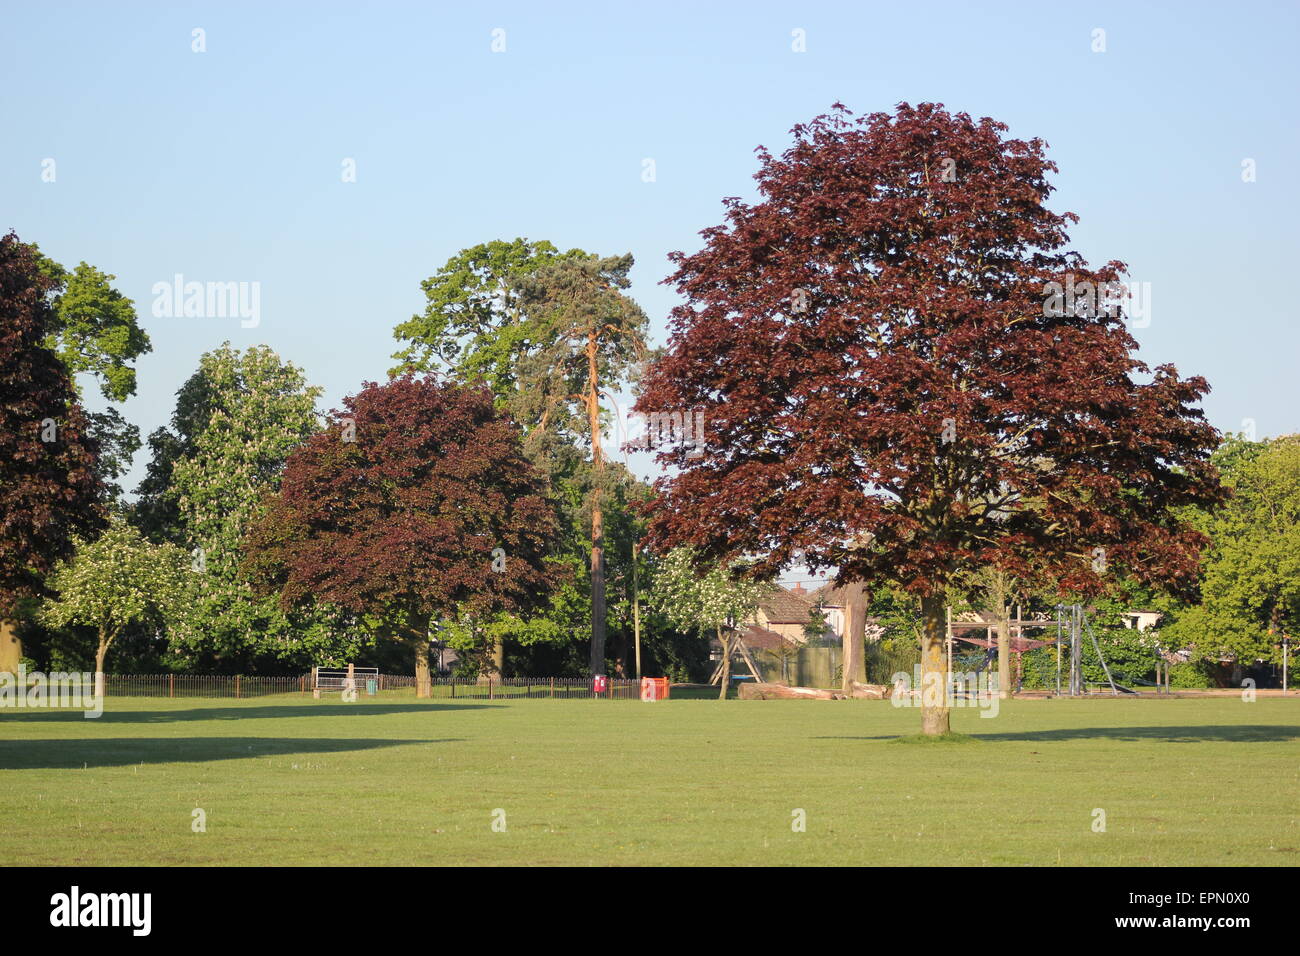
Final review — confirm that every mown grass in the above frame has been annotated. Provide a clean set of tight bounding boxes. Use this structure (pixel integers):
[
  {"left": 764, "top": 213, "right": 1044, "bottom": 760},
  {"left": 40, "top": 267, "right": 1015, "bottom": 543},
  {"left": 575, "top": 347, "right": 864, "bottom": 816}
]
[{"left": 1, "top": 694, "right": 1296, "bottom": 866}]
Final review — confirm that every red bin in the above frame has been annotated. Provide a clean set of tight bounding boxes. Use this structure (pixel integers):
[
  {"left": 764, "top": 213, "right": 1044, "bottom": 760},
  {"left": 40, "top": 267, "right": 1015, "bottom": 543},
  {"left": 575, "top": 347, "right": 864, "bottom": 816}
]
[{"left": 640, "top": 677, "right": 669, "bottom": 701}]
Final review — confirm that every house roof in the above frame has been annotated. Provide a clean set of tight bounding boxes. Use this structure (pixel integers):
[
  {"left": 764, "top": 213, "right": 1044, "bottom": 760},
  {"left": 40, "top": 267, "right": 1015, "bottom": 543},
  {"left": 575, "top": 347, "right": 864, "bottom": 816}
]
[
  {"left": 808, "top": 582, "right": 846, "bottom": 606},
  {"left": 759, "top": 587, "right": 815, "bottom": 623},
  {"left": 740, "top": 624, "right": 795, "bottom": 650}
]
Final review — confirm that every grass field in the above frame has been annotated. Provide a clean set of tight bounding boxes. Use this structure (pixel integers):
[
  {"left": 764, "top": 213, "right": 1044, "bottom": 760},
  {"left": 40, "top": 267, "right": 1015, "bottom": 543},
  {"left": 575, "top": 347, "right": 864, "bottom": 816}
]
[{"left": 1, "top": 694, "right": 1296, "bottom": 866}]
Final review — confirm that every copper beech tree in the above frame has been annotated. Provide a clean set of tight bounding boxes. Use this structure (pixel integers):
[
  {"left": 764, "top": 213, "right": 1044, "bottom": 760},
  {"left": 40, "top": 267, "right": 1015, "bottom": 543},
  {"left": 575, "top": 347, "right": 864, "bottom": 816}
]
[
  {"left": 245, "top": 375, "right": 564, "bottom": 695},
  {"left": 0, "top": 233, "right": 106, "bottom": 673},
  {"left": 636, "top": 103, "right": 1225, "bottom": 734}
]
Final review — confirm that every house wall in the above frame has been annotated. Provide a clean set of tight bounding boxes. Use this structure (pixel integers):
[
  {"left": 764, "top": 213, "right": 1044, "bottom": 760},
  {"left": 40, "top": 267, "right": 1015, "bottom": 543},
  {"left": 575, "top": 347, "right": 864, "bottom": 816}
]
[
  {"left": 823, "top": 607, "right": 845, "bottom": 640},
  {"left": 754, "top": 611, "right": 811, "bottom": 644}
]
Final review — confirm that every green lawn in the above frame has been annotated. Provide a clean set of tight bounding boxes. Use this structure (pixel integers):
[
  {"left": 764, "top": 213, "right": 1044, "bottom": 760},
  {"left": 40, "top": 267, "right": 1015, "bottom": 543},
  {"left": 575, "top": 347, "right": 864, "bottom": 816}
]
[{"left": 1, "top": 694, "right": 1296, "bottom": 866}]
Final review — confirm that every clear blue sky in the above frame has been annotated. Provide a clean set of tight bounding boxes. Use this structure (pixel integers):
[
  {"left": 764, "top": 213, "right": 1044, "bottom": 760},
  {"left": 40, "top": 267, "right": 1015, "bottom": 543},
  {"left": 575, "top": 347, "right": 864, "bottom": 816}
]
[{"left": 4, "top": 0, "right": 1298, "bottom": 550}]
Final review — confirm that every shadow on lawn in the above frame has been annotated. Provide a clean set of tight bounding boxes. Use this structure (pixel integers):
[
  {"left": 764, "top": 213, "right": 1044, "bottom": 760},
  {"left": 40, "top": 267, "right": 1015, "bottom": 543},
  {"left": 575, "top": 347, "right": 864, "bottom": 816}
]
[
  {"left": 820, "top": 725, "right": 1299, "bottom": 743},
  {"left": 0, "top": 736, "right": 457, "bottom": 770},
  {"left": 0, "top": 702, "right": 493, "bottom": 724}
]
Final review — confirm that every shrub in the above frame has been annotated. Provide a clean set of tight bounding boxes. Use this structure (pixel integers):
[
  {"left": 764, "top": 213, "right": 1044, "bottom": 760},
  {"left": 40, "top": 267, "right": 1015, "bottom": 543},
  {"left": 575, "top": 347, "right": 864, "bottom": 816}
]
[{"left": 1167, "top": 662, "right": 1213, "bottom": 688}]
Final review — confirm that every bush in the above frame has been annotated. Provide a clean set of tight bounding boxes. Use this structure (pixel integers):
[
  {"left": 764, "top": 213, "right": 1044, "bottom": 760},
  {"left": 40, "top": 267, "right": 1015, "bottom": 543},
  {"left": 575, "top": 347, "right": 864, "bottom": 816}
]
[
  {"left": 1167, "top": 662, "right": 1213, "bottom": 688},
  {"left": 866, "top": 639, "right": 920, "bottom": 684},
  {"left": 1019, "top": 646, "right": 1059, "bottom": 689},
  {"left": 1081, "top": 626, "right": 1158, "bottom": 686}
]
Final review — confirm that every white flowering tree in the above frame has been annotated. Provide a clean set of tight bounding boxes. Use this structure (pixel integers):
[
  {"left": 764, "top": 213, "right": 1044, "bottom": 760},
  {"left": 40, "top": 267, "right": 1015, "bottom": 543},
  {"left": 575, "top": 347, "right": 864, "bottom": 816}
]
[
  {"left": 41, "top": 518, "right": 189, "bottom": 693},
  {"left": 650, "top": 546, "right": 772, "bottom": 699}
]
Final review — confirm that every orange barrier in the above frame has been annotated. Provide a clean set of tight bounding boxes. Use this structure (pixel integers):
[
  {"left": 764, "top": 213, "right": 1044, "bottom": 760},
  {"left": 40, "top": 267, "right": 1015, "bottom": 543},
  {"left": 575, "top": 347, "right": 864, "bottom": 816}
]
[{"left": 640, "top": 677, "right": 670, "bottom": 701}]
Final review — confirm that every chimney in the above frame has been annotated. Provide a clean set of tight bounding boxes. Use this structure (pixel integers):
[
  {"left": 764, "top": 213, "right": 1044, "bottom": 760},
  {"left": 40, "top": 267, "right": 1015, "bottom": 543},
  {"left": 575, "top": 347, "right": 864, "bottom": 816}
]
[{"left": 791, "top": 582, "right": 806, "bottom": 595}]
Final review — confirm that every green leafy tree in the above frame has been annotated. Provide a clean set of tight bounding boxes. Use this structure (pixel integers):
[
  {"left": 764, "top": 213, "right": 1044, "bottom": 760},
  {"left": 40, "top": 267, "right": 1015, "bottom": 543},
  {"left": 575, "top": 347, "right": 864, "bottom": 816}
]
[
  {"left": 514, "top": 253, "right": 649, "bottom": 676},
  {"left": 138, "top": 343, "right": 355, "bottom": 670},
  {"left": 1162, "top": 434, "right": 1300, "bottom": 680},
  {"left": 29, "top": 246, "right": 151, "bottom": 501},
  {"left": 650, "top": 547, "right": 773, "bottom": 699},
  {"left": 393, "top": 240, "right": 651, "bottom": 678},
  {"left": 40, "top": 518, "right": 188, "bottom": 690},
  {"left": 391, "top": 237, "right": 585, "bottom": 394}
]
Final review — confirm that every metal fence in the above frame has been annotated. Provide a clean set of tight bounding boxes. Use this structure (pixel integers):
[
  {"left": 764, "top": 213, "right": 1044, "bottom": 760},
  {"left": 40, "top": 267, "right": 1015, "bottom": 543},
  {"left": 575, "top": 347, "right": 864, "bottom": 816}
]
[
  {"left": 100, "top": 674, "right": 645, "bottom": 700},
  {"left": 375, "top": 676, "right": 645, "bottom": 700},
  {"left": 106, "top": 674, "right": 307, "bottom": 698}
]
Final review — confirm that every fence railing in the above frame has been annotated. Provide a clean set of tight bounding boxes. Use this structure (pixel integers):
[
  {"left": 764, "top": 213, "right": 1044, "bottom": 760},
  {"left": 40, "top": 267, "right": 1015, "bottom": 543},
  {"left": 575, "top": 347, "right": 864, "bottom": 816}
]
[
  {"left": 98, "top": 674, "right": 646, "bottom": 700},
  {"left": 375, "top": 676, "right": 645, "bottom": 700},
  {"left": 106, "top": 674, "right": 307, "bottom": 698}
]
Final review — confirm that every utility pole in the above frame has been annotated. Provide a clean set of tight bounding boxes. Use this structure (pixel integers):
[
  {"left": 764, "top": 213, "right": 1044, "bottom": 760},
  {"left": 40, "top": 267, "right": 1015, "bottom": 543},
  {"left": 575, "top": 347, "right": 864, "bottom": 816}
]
[
  {"left": 945, "top": 605, "right": 953, "bottom": 678},
  {"left": 1283, "top": 634, "right": 1289, "bottom": 693},
  {"left": 633, "top": 541, "right": 642, "bottom": 680}
]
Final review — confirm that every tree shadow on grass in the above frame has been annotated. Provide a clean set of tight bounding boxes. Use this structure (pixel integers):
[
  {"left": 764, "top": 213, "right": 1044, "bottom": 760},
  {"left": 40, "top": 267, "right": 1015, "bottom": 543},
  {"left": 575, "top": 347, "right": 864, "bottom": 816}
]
[
  {"left": 0, "top": 736, "right": 458, "bottom": 770},
  {"left": 0, "top": 702, "right": 494, "bottom": 724},
  {"left": 818, "top": 725, "right": 1299, "bottom": 743}
]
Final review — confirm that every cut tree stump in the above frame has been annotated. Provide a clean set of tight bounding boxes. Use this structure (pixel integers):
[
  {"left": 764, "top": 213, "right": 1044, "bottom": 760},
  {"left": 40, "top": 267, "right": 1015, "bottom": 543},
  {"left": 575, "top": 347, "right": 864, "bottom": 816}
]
[{"left": 738, "top": 682, "right": 841, "bottom": 700}]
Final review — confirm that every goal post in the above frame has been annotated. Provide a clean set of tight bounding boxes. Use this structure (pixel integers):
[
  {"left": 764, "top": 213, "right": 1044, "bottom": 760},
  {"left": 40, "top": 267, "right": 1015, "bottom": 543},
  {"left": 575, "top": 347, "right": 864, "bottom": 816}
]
[{"left": 311, "top": 664, "right": 379, "bottom": 699}]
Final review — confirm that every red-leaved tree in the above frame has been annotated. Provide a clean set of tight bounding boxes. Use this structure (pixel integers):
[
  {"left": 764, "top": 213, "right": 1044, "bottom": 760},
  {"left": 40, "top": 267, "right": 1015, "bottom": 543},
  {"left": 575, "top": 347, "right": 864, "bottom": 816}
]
[
  {"left": 636, "top": 104, "right": 1226, "bottom": 734},
  {"left": 0, "top": 232, "right": 106, "bottom": 671},
  {"left": 245, "top": 375, "right": 564, "bottom": 695}
]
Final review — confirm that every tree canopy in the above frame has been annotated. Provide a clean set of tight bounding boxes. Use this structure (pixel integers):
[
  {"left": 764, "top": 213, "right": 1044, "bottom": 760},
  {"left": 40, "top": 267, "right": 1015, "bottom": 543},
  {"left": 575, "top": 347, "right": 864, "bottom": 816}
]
[
  {"left": 636, "top": 103, "right": 1226, "bottom": 732},
  {"left": 0, "top": 233, "right": 106, "bottom": 633},
  {"left": 28, "top": 245, "right": 152, "bottom": 502},
  {"left": 391, "top": 237, "right": 586, "bottom": 395},
  {"left": 40, "top": 517, "right": 188, "bottom": 678},
  {"left": 1162, "top": 434, "right": 1300, "bottom": 672},
  {"left": 134, "top": 343, "right": 349, "bottom": 670},
  {"left": 650, "top": 546, "right": 773, "bottom": 699},
  {"left": 244, "top": 374, "right": 566, "bottom": 694}
]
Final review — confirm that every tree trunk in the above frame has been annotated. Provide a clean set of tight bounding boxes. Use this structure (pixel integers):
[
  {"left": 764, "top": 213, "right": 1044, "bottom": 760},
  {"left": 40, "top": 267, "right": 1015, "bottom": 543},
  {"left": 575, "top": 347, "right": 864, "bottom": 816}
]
[
  {"left": 489, "top": 636, "right": 504, "bottom": 676},
  {"left": 717, "top": 626, "right": 730, "bottom": 700},
  {"left": 611, "top": 624, "right": 627, "bottom": 678},
  {"left": 409, "top": 614, "right": 432, "bottom": 698},
  {"left": 587, "top": 333, "right": 607, "bottom": 678},
  {"left": 94, "top": 628, "right": 111, "bottom": 698},
  {"left": 414, "top": 644, "right": 431, "bottom": 698},
  {"left": 841, "top": 581, "right": 868, "bottom": 695},
  {"left": 920, "top": 594, "right": 951, "bottom": 735},
  {"left": 740, "top": 682, "right": 839, "bottom": 700},
  {"left": 590, "top": 501, "right": 606, "bottom": 676},
  {"left": 996, "top": 612, "right": 1011, "bottom": 700},
  {"left": 0, "top": 618, "right": 21, "bottom": 675}
]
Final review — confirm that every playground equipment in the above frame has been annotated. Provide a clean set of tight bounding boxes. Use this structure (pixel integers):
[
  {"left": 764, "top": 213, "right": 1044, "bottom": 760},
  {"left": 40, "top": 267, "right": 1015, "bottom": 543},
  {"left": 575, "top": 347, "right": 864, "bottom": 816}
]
[
  {"left": 707, "top": 620, "right": 765, "bottom": 688},
  {"left": 1053, "top": 603, "right": 1133, "bottom": 697},
  {"left": 947, "top": 603, "right": 1137, "bottom": 697}
]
